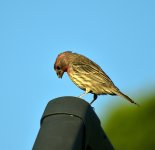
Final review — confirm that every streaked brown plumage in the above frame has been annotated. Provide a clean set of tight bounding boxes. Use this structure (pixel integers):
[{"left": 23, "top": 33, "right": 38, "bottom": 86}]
[{"left": 54, "top": 51, "right": 138, "bottom": 106}]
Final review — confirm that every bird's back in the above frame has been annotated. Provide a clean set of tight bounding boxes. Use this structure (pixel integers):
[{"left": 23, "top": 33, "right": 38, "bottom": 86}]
[{"left": 67, "top": 53, "right": 119, "bottom": 95}]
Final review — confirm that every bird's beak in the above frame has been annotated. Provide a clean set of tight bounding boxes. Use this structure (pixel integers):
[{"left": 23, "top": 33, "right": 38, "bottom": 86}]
[{"left": 56, "top": 70, "right": 64, "bottom": 78}]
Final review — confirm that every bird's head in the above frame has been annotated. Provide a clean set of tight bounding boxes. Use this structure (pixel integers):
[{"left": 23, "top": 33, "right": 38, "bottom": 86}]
[{"left": 54, "top": 51, "right": 73, "bottom": 78}]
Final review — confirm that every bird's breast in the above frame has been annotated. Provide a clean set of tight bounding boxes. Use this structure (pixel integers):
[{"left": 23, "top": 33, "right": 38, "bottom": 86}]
[
  {"left": 67, "top": 72, "right": 113, "bottom": 95},
  {"left": 68, "top": 72, "right": 87, "bottom": 90}
]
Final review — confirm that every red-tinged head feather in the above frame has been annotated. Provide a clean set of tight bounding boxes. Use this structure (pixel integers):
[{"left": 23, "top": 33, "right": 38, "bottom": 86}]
[
  {"left": 54, "top": 51, "right": 74, "bottom": 78},
  {"left": 54, "top": 51, "right": 72, "bottom": 70}
]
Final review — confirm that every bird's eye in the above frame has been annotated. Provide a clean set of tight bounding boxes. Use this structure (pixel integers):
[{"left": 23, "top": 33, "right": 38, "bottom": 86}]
[{"left": 57, "top": 66, "right": 61, "bottom": 70}]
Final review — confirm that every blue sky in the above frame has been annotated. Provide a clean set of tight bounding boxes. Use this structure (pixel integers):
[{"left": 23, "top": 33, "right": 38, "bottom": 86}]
[{"left": 0, "top": 0, "right": 155, "bottom": 150}]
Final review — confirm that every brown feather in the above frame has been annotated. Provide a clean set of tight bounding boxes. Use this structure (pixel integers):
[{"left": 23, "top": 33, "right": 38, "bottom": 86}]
[{"left": 54, "top": 51, "right": 139, "bottom": 106}]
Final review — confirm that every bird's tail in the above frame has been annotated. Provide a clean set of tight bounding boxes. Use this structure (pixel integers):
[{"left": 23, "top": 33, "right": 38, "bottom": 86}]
[{"left": 113, "top": 89, "right": 139, "bottom": 106}]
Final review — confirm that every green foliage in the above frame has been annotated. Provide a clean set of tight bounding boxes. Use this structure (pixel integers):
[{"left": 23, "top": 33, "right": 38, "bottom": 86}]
[{"left": 103, "top": 94, "right": 155, "bottom": 150}]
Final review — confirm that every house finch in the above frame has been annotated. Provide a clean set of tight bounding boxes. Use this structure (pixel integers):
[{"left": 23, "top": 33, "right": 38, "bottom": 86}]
[{"left": 54, "top": 51, "right": 138, "bottom": 106}]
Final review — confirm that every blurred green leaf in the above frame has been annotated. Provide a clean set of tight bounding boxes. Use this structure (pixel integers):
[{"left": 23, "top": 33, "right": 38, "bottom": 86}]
[{"left": 102, "top": 94, "right": 155, "bottom": 150}]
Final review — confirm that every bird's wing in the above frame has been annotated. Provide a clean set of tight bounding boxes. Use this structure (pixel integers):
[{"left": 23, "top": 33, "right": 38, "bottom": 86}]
[{"left": 71, "top": 62, "right": 114, "bottom": 85}]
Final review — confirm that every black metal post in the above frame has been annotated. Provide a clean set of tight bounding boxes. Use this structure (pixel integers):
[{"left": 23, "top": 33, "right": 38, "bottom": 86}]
[{"left": 32, "top": 96, "right": 114, "bottom": 150}]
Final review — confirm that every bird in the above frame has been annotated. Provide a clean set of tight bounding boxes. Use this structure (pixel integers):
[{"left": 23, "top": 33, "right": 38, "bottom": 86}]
[{"left": 54, "top": 51, "right": 138, "bottom": 106}]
